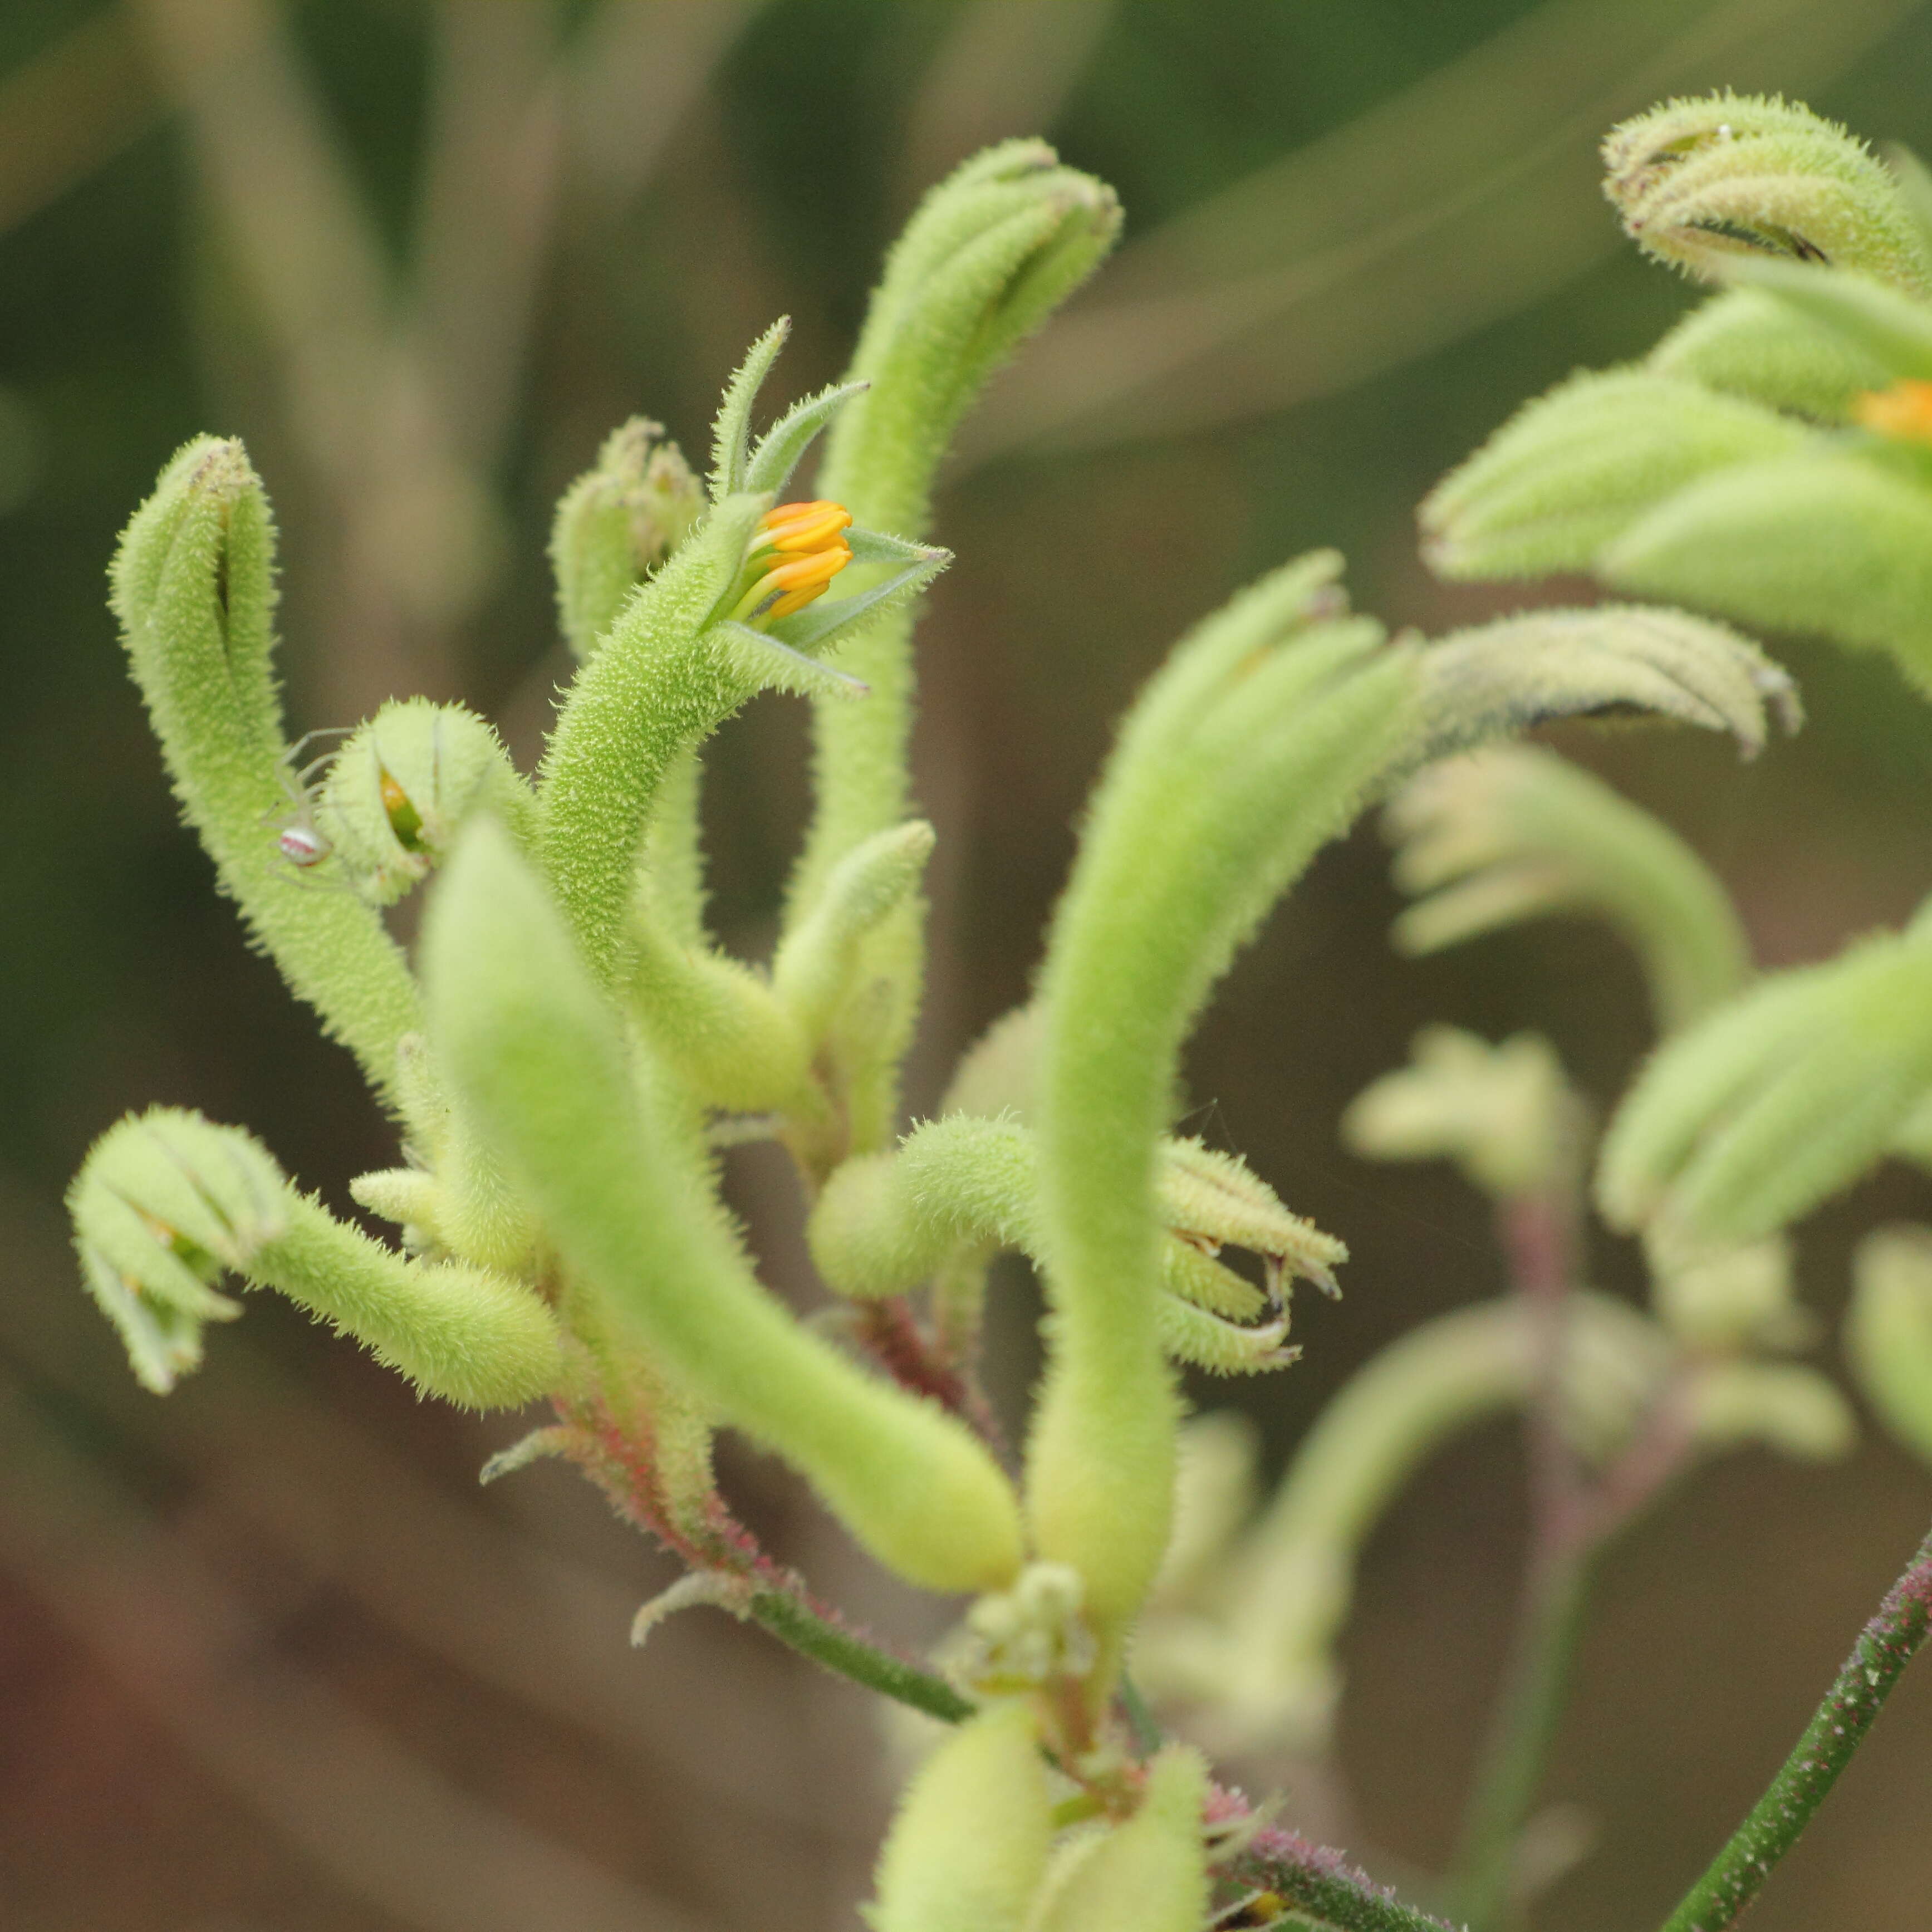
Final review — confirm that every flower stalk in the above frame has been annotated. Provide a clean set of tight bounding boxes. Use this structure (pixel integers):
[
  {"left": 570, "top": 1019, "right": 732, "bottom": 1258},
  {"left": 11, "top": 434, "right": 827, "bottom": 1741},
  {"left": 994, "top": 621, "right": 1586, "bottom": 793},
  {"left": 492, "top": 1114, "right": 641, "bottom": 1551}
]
[{"left": 1657, "top": 1518, "right": 1932, "bottom": 1932}]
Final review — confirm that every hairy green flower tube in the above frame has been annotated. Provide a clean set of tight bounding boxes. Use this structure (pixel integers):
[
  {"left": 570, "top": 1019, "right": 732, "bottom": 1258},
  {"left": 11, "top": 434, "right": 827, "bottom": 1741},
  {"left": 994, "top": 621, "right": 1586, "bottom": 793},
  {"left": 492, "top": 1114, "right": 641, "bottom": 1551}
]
[
  {"left": 1384, "top": 745, "right": 1753, "bottom": 1032},
  {"left": 807, "top": 1116, "right": 1339, "bottom": 1375},
  {"left": 626, "top": 919, "right": 815, "bottom": 1117},
  {"left": 867, "top": 1701, "right": 1052, "bottom": 1932},
  {"left": 70, "top": 1109, "right": 562, "bottom": 1407},
  {"left": 1599, "top": 922, "right": 1932, "bottom": 1242},
  {"left": 1408, "top": 604, "right": 1797, "bottom": 772},
  {"left": 538, "top": 333, "right": 945, "bottom": 986},
  {"left": 1601, "top": 94, "right": 1932, "bottom": 295},
  {"left": 111, "top": 438, "right": 421, "bottom": 1101},
  {"left": 1601, "top": 453, "right": 1932, "bottom": 694},
  {"left": 551, "top": 418, "right": 709, "bottom": 943},
  {"left": 771, "top": 818, "right": 936, "bottom": 1050},
  {"left": 1026, "top": 554, "right": 1417, "bottom": 1679},
  {"left": 1649, "top": 286, "right": 1894, "bottom": 420},
  {"left": 786, "top": 141, "right": 1121, "bottom": 1156},
  {"left": 1420, "top": 371, "right": 1804, "bottom": 581},
  {"left": 1846, "top": 1226, "right": 1932, "bottom": 1467},
  {"left": 422, "top": 818, "right": 1023, "bottom": 1595}
]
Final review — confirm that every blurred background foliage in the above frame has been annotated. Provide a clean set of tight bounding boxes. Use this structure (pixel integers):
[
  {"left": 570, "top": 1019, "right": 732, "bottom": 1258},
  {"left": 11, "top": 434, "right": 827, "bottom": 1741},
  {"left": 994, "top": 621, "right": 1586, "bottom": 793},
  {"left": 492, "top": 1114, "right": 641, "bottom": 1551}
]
[{"left": 2, "top": 3, "right": 1931, "bottom": 1929}]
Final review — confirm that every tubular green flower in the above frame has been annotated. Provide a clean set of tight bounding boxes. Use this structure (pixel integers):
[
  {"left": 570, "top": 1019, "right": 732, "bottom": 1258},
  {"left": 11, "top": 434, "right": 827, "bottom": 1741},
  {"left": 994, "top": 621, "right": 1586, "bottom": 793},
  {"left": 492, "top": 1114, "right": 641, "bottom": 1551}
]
[
  {"left": 1025, "top": 555, "right": 1416, "bottom": 1682},
  {"left": 422, "top": 818, "right": 1023, "bottom": 1595},
  {"left": 1599, "top": 925, "right": 1932, "bottom": 1241},
  {"left": 868, "top": 1701, "right": 1052, "bottom": 1932},
  {"left": 110, "top": 438, "right": 421, "bottom": 1102},
  {"left": 69, "top": 1108, "right": 562, "bottom": 1408}
]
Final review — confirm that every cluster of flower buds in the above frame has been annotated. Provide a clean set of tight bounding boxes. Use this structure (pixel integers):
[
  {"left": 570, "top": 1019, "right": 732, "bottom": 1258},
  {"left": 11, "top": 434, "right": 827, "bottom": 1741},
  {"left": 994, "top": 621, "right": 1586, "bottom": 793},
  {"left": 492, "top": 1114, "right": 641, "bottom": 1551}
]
[{"left": 1428, "top": 93, "right": 1932, "bottom": 695}]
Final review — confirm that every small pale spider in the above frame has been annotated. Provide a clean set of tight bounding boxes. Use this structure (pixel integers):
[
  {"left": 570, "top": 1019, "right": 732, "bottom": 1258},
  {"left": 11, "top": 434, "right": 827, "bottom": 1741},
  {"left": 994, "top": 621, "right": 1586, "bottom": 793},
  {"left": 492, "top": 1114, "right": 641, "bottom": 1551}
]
[{"left": 269, "top": 727, "right": 350, "bottom": 873}]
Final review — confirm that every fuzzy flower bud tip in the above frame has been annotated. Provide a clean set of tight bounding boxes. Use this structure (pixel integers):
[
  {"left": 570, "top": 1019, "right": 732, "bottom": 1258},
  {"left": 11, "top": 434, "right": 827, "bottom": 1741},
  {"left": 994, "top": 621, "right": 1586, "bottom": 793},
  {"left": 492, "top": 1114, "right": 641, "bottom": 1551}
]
[
  {"left": 1601, "top": 93, "right": 1932, "bottom": 296},
  {"left": 730, "top": 500, "right": 854, "bottom": 626}
]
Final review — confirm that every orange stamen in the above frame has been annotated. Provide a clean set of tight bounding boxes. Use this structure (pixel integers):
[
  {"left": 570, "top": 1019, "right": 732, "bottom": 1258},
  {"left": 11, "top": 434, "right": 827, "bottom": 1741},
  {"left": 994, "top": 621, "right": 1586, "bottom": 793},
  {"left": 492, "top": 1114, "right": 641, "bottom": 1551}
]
[
  {"left": 733, "top": 500, "right": 855, "bottom": 625},
  {"left": 759, "top": 499, "right": 852, "bottom": 552},
  {"left": 1853, "top": 379, "right": 1932, "bottom": 444}
]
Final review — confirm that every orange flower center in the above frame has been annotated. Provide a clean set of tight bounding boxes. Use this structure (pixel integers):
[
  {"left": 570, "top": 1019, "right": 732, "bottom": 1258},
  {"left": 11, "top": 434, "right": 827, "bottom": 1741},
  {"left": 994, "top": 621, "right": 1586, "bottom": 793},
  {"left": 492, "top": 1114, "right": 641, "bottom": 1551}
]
[
  {"left": 731, "top": 501, "right": 854, "bottom": 626},
  {"left": 1853, "top": 379, "right": 1932, "bottom": 444}
]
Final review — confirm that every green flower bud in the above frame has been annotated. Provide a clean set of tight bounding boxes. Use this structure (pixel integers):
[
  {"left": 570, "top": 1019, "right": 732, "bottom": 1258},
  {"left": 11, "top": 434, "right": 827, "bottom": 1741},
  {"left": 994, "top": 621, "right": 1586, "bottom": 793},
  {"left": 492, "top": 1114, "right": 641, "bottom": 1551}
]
[
  {"left": 550, "top": 418, "right": 703, "bottom": 660},
  {"left": 1649, "top": 1229, "right": 1812, "bottom": 1354},
  {"left": 1599, "top": 924, "right": 1932, "bottom": 1241},
  {"left": 785, "top": 144, "right": 1121, "bottom": 1166},
  {"left": 1687, "top": 1361, "right": 1856, "bottom": 1462},
  {"left": 69, "top": 1106, "right": 563, "bottom": 1408},
  {"left": 952, "top": 1561, "right": 1096, "bottom": 1696},
  {"left": 627, "top": 919, "right": 815, "bottom": 1117},
  {"left": 424, "top": 819, "right": 1024, "bottom": 1591},
  {"left": 69, "top": 1109, "right": 280, "bottom": 1391},
  {"left": 772, "top": 819, "right": 936, "bottom": 1047},
  {"left": 1602, "top": 94, "right": 1932, "bottom": 296},
  {"left": 1420, "top": 370, "right": 1804, "bottom": 581},
  {"left": 110, "top": 438, "right": 420, "bottom": 1100},
  {"left": 1027, "top": 553, "right": 1417, "bottom": 1676},
  {"left": 1649, "top": 286, "right": 1895, "bottom": 420},
  {"left": 1601, "top": 452, "right": 1932, "bottom": 697},
  {"left": 347, "top": 1166, "right": 442, "bottom": 1249},
  {"left": 1410, "top": 604, "right": 1798, "bottom": 769},
  {"left": 1343, "top": 1027, "right": 1582, "bottom": 1201},
  {"left": 1022, "top": 1747, "right": 1209, "bottom": 1932},
  {"left": 869, "top": 1701, "right": 1052, "bottom": 1932},
  {"left": 1384, "top": 744, "right": 1753, "bottom": 1033},
  {"left": 1846, "top": 1225, "right": 1932, "bottom": 1467},
  {"left": 311, "top": 698, "right": 536, "bottom": 906}
]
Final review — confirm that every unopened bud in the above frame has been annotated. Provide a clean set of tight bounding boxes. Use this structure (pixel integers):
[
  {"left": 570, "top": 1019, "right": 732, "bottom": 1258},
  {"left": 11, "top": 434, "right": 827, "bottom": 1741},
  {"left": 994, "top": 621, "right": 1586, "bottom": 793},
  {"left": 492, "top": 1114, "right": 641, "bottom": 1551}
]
[
  {"left": 68, "top": 1109, "right": 286, "bottom": 1391},
  {"left": 951, "top": 1561, "right": 1095, "bottom": 1695},
  {"left": 551, "top": 418, "right": 703, "bottom": 658},
  {"left": 1343, "top": 1027, "right": 1581, "bottom": 1200},
  {"left": 869, "top": 1701, "right": 1051, "bottom": 1932},
  {"left": 1688, "top": 1360, "right": 1856, "bottom": 1462},
  {"left": 1650, "top": 286, "right": 1894, "bottom": 420},
  {"left": 1603, "top": 94, "right": 1932, "bottom": 296},
  {"left": 312, "top": 698, "right": 535, "bottom": 906},
  {"left": 1649, "top": 1227, "right": 1811, "bottom": 1352}
]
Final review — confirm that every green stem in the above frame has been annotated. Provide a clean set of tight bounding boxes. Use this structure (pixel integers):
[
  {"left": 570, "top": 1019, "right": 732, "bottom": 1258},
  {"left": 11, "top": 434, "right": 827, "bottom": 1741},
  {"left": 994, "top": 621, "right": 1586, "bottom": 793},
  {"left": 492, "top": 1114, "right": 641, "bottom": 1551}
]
[
  {"left": 1450, "top": 1546, "right": 1596, "bottom": 1931},
  {"left": 1226, "top": 1824, "right": 1457, "bottom": 1932},
  {"left": 746, "top": 1591, "right": 972, "bottom": 1725},
  {"left": 1452, "top": 1182, "right": 1596, "bottom": 1932},
  {"left": 1658, "top": 1516, "right": 1932, "bottom": 1932}
]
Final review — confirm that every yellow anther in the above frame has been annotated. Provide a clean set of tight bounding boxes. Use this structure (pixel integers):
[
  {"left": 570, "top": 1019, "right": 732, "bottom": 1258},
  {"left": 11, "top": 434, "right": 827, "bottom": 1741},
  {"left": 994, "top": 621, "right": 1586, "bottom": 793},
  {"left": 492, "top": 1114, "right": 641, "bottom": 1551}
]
[
  {"left": 731, "top": 499, "right": 855, "bottom": 626},
  {"left": 1853, "top": 379, "right": 1932, "bottom": 443},
  {"left": 759, "top": 499, "right": 852, "bottom": 553}
]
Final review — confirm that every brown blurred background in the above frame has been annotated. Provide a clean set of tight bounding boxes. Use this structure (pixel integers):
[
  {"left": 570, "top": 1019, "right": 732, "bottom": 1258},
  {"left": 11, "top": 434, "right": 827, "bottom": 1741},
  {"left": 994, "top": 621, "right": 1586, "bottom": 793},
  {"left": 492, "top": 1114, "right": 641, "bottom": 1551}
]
[{"left": 3, "top": 3, "right": 1932, "bottom": 1928}]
